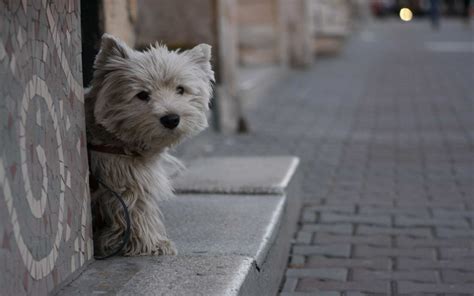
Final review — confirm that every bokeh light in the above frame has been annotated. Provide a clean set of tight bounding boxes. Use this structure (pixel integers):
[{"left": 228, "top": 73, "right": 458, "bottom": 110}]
[{"left": 399, "top": 8, "right": 413, "bottom": 22}]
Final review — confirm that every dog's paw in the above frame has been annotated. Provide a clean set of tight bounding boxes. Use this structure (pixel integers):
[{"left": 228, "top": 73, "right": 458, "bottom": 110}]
[
  {"left": 151, "top": 240, "right": 177, "bottom": 256},
  {"left": 120, "top": 239, "right": 177, "bottom": 256}
]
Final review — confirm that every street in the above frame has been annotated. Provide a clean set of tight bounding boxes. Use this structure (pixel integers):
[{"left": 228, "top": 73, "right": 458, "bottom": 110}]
[{"left": 182, "top": 19, "right": 474, "bottom": 295}]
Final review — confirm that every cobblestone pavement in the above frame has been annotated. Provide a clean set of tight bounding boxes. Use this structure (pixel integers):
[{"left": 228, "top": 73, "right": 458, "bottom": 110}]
[{"left": 178, "top": 20, "right": 474, "bottom": 295}]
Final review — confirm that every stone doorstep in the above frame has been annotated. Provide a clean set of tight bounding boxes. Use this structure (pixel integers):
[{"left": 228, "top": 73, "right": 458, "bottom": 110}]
[
  {"left": 173, "top": 156, "right": 300, "bottom": 195},
  {"left": 58, "top": 156, "right": 301, "bottom": 295},
  {"left": 163, "top": 194, "right": 286, "bottom": 267},
  {"left": 60, "top": 255, "right": 254, "bottom": 296}
]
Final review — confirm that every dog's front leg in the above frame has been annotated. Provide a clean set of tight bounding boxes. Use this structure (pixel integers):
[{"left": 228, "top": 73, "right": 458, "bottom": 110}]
[
  {"left": 121, "top": 189, "right": 177, "bottom": 256},
  {"left": 94, "top": 187, "right": 176, "bottom": 256}
]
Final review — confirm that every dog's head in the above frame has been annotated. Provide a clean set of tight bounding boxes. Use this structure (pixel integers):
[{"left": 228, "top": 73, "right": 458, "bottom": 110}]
[{"left": 90, "top": 34, "right": 214, "bottom": 152}]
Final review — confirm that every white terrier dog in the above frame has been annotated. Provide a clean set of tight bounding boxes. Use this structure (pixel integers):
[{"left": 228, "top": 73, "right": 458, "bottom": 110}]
[{"left": 85, "top": 34, "right": 214, "bottom": 256}]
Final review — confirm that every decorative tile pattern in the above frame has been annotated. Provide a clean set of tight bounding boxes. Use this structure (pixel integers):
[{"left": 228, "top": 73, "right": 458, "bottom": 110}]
[{"left": 0, "top": 1, "right": 91, "bottom": 295}]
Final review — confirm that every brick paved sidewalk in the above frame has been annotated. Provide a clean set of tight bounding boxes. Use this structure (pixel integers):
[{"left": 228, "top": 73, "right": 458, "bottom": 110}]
[{"left": 179, "top": 19, "right": 474, "bottom": 295}]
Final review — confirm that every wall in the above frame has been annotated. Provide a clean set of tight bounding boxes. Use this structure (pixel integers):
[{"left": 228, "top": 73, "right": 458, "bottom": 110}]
[
  {"left": 310, "top": 0, "right": 352, "bottom": 37},
  {"left": 0, "top": 1, "right": 92, "bottom": 295},
  {"left": 136, "top": 0, "right": 216, "bottom": 50},
  {"left": 237, "top": 0, "right": 282, "bottom": 65},
  {"left": 102, "top": 0, "right": 138, "bottom": 47}
]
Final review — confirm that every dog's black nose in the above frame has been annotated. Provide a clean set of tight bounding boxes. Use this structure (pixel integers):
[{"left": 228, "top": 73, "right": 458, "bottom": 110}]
[{"left": 160, "top": 114, "right": 180, "bottom": 129}]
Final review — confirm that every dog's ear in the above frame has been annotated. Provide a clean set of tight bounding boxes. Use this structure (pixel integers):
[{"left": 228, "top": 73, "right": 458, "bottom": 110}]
[
  {"left": 186, "top": 44, "right": 215, "bottom": 82},
  {"left": 94, "top": 34, "right": 130, "bottom": 68}
]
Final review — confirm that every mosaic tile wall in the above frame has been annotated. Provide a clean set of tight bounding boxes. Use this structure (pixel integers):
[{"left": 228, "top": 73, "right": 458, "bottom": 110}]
[{"left": 0, "top": 1, "right": 93, "bottom": 295}]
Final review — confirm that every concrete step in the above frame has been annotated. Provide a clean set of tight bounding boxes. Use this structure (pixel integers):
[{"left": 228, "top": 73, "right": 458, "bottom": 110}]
[
  {"left": 58, "top": 156, "right": 300, "bottom": 296},
  {"left": 173, "top": 156, "right": 299, "bottom": 194}
]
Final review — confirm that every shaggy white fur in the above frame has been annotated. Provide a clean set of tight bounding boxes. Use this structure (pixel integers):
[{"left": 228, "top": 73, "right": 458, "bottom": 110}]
[{"left": 85, "top": 34, "right": 214, "bottom": 256}]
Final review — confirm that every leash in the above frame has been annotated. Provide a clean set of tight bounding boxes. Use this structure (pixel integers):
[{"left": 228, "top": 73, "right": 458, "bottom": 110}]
[
  {"left": 92, "top": 177, "right": 132, "bottom": 260},
  {"left": 87, "top": 144, "right": 133, "bottom": 259}
]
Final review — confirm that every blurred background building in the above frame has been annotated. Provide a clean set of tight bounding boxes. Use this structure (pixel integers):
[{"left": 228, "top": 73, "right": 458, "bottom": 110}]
[{"left": 89, "top": 0, "right": 368, "bottom": 132}]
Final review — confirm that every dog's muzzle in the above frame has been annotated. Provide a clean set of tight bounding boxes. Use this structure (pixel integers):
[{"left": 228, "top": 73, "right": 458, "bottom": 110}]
[{"left": 160, "top": 114, "right": 180, "bottom": 129}]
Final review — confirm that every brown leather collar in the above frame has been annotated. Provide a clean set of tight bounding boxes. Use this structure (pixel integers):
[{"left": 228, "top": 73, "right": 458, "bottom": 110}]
[{"left": 88, "top": 144, "right": 140, "bottom": 157}]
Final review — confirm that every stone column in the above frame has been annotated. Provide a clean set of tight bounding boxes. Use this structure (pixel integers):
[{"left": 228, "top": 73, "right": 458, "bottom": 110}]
[
  {"left": 215, "top": 0, "right": 240, "bottom": 132},
  {"left": 281, "top": 0, "right": 314, "bottom": 68}
]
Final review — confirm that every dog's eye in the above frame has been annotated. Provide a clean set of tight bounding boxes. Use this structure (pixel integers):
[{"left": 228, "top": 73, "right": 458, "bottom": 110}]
[
  {"left": 136, "top": 91, "right": 150, "bottom": 102},
  {"left": 176, "top": 86, "right": 185, "bottom": 95}
]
